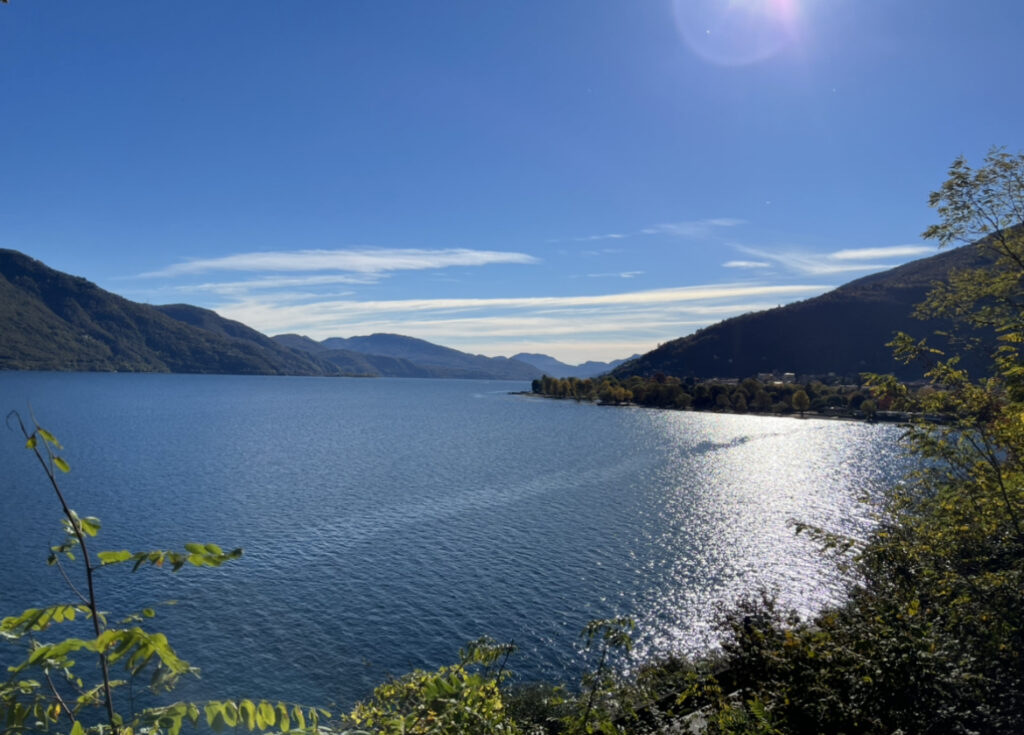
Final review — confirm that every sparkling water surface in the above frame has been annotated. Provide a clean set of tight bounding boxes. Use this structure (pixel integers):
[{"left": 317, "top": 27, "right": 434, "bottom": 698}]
[{"left": 0, "top": 373, "right": 907, "bottom": 708}]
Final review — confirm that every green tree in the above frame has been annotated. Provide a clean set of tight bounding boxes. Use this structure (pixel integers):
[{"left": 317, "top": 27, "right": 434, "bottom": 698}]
[
  {"left": 673, "top": 390, "right": 693, "bottom": 410},
  {"left": 569, "top": 618, "right": 634, "bottom": 735},
  {"left": 790, "top": 389, "right": 809, "bottom": 417},
  {"left": 687, "top": 150, "right": 1024, "bottom": 733},
  {"left": 916, "top": 148, "right": 1024, "bottom": 338},
  {"left": 740, "top": 377, "right": 763, "bottom": 397},
  {"left": 346, "top": 638, "right": 518, "bottom": 734},
  {"left": 692, "top": 383, "right": 713, "bottom": 409},
  {"left": 751, "top": 390, "right": 772, "bottom": 413}
]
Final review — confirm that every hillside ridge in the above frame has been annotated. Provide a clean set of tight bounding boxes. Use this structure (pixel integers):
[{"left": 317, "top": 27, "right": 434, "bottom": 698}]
[{"left": 613, "top": 240, "right": 996, "bottom": 381}]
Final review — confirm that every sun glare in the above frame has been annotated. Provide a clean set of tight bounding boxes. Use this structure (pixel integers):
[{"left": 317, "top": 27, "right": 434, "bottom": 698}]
[{"left": 673, "top": 0, "right": 803, "bottom": 67}]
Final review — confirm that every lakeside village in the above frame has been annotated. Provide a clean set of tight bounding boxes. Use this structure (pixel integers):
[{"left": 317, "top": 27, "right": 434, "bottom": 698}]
[{"left": 531, "top": 370, "right": 932, "bottom": 422}]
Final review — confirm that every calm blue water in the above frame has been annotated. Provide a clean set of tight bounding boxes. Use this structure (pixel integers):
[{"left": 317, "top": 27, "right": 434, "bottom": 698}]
[{"left": 0, "top": 373, "right": 907, "bottom": 710}]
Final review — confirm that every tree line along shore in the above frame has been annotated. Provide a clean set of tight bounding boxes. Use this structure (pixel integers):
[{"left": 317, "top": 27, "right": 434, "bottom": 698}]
[{"left": 530, "top": 373, "right": 896, "bottom": 420}]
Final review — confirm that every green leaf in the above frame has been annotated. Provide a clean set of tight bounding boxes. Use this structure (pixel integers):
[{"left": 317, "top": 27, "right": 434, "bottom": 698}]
[
  {"left": 258, "top": 700, "right": 276, "bottom": 728},
  {"left": 205, "top": 702, "right": 221, "bottom": 729},
  {"left": 25, "top": 435, "right": 37, "bottom": 449},
  {"left": 98, "top": 550, "right": 133, "bottom": 565},
  {"left": 240, "top": 699, "right": 256, "bottom": 730},
  {"left": 221, "top": 702, "right": 238, "bottom": 728},
  {"left": 53, "top": 456, "right": 71, "bottom": 473},
  {"left": 79, "top": 516, "right": 101, "bottom": 536},
  {"left": 36, "top": 428, "right": 62, "bottom": 448},
  {"left": 70, "top": 720, "right": 84, "bottom": 735}
]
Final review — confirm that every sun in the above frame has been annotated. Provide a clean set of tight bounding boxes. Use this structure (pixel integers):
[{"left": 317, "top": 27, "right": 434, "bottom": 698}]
[{"left": 672, "top": 0, "right": 804, "bottom": 67}]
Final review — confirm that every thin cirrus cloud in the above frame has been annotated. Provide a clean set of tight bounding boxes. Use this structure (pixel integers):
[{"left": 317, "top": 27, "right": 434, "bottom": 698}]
[
  {"left": 566, "top": 218, "right": 745, "bottom": 243},
  {"left": 581, "top": 271, "right": 645, "bottom": 279},
  {"left": 142, "top": 248, "right": 539, "bottom": 277},
  {"left": 639, "top": 218, "right": 745, "bottom": 237},
  {"left": 830, "top": 245, "right": 936, "bottom": 260},
  {"left": 182, "top": 274, "right": 384, "bottom": 296},
  {"left": 213, "top": 282, "right": 831, "bottom": 361},
  {"left": 727, "top": 244, "right": 936, "bottom": 275}
]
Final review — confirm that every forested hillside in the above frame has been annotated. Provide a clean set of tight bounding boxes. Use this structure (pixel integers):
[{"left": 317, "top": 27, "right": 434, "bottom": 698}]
[
  {"left": 0, "top": 250, "right": 544, "bottom": 379},
  {"left": 614, "top": 238, "right": 998, "bottom": 381},
  {"left": 0, "top": 250, "right": 336, "bottom": 375}
]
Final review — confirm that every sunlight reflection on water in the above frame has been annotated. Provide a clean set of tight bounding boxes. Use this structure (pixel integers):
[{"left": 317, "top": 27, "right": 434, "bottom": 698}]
[
  {"left": 629, "top": 412, "right": 895, "bottom": 661},
  {"left": 0, "top": 374, "right": 908, "bottom": 706}
]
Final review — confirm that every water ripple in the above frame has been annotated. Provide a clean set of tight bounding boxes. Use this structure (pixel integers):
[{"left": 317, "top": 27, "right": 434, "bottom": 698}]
[{"left": 0, "top": 374, "right": 908, "bottom": 707}]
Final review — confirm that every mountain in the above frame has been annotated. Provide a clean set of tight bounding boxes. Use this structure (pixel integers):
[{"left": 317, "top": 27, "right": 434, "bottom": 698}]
[
  {"left": 511, "top": 352, "right": 636, "bottom": 379},
  {"left": 14, "top": 239, "right": 991, "bottom": 383},
  {"left": 613, "top": 241, "right": 997, "bottom": 382},
  {"left": 0, "top": 249, "right": 542, "bottom": 380},
  {"left": 279, "top": 333, "right": 543, "bottom": 380},
  {"left": 272, "top": 333, "right": 331, "bottom": 353},
  {"left": 0, "top": 250, "right": 341, "bottom": 375}
]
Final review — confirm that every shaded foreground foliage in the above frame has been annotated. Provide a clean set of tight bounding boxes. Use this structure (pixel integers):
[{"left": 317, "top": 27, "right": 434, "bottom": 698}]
[
  {"left": 664, "top": 149, "right": 1024, "bottom": 733},
  {"left": 4, "top": 150, "right": 1024, "bottom": 733}
]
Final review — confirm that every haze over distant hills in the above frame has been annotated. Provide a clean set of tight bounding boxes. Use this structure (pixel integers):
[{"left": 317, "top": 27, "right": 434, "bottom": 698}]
[
  {"left": 273, "top": 333, "right": 543, "bottom": 380},
  {"left": 613, "top": 240, "right": 996, "bottom": 382},
  {"left": 510, "top": 352, "right": 636, "bottom": 379}
]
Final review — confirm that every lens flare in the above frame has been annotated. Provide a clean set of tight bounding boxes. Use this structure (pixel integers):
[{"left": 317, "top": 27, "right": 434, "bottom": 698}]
[{"left": 672, "top": 0, "right": 802, "bottom": 67}]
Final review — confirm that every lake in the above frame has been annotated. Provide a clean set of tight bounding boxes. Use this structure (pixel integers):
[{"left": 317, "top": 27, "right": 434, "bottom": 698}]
[{"left": 0, "top": 373, "right": 908, "bottom": 709}]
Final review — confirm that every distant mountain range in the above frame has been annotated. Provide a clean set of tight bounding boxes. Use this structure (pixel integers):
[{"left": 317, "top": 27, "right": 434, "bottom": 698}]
[
  {"left": 273, "top": 333, "right": 543, "bottom": 380},
  {"left": 613, "top": 240, "right": 996, "bottom": 382},
  {"left": 510, "top": 352, "right": 636, "bottom": 379},
  {"left": 0, "top": 249, "right": 604, "bottom": 380},
  {"left": 1, "top": 242, "right": 997, "bottom": 383}
]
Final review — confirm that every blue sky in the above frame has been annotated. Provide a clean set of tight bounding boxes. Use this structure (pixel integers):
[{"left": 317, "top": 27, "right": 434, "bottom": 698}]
[{"left": 2, "top": 1, "right": 1020, "bottom": 363}]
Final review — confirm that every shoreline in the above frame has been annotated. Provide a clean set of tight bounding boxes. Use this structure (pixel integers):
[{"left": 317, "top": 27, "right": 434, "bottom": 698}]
[{"left": 513, "top": 391, "right": 903, "bottom": 425}]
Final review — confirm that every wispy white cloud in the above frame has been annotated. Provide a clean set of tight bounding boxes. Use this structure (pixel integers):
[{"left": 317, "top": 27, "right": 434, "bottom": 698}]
[
  {"left": 582, "top": 271, "right": 645, "bottom": 279},
  {"left": 270, "top": 283, "right": 827, "bottom": 313},
  {"left": 181, "top": 274, "right": 382, "bottom": 296},
  {"left": 143, "top": 248, "right": 539, "bottom": 277},
  {"left": 733, "top": 243, "right": 935, "bottom": 276},
  {"left": 561, "top": 218, "right": 745, "bottom": 245},
  {"left": 575, "top": 233, "right": 627, "bottom": 242},
  {"left": 580, "top": 248, "right": 625, "bottom": 257},
  {"left": 830, "top": 245, "right": 935, "bottom": 260},
  {"left": 640, "top": 218, "right": 745, "bottom": 237},
  {"left": 210, "top": 282, "right": 830, "bottom": 362},
  {"left": 134, "top": 232, "right": 913, "bottom": 363}
]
